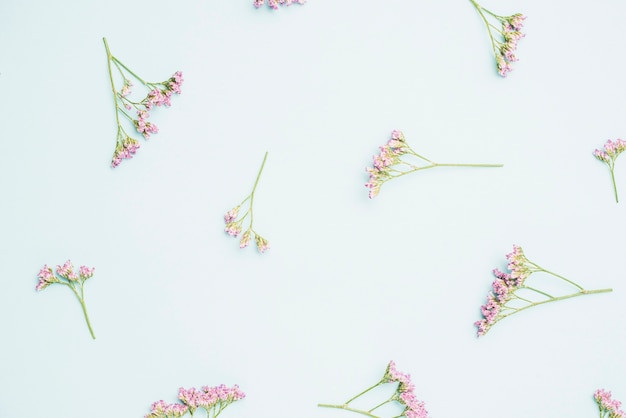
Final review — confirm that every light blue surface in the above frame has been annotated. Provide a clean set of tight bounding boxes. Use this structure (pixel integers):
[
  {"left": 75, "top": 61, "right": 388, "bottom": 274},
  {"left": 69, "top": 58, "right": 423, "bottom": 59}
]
[{"left": 1, "top": 0, "right": 625, "bottom": 417}]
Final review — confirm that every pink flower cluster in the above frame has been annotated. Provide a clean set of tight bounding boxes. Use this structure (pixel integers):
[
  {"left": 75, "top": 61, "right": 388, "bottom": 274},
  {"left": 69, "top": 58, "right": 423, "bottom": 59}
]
[
  {"left": 111, "top": 136, "right": 141, "bottom": 168},
  {"left": 36, "top": 260, "right": 96, "bottom": 291},
  {"left": 383, "top": 361, "right": 429, "bottom": 418},
  {"left": 36, "top": 265, "right": 57, "bottom": 291},
  {"left": 594, "top": 139, "right": 626, "bottom": 164},
  {"left": 496, "top": 14, "right": 526, "bottom": 77},
  {"left": 224, "top": 206, "right": 270, "bottom": 253},
  {"left": 254, "top": 0, "right": 305, "bottom": 9},
  {"left": 146, "top": 384, "right": 245, "bottom": 418},
  {"left": 475, "top": 245, "right": 531, "bottom": 336},
  {"left": 594, "top": 139, "right": 626, "bottom": 202},
  {"left": 145, "top": 400, "right": 189, "bottom": 418},
  {"left": 365, "top": 130, "right": 407, "bottom": 198},
  {"left": 595, "top": 389, "right": 625, "bottom": 418}
]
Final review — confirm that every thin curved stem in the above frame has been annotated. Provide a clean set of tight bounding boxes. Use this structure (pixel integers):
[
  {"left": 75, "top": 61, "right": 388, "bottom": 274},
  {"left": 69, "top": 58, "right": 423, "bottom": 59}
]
[
  {"left": 248, "top": 152, "right": 269, "bottom": 228},
  {"left": 469, "top": 0, "right": 498, "bottom": 56},
  {"left": 499, "top": 288, "right": 613, "bottom": 320},
  {"left": 610, "top": 168, "right": 619, "bottom": 203},
  {"left": 318, "top": 404, "right": 379, "bottom": 418}
]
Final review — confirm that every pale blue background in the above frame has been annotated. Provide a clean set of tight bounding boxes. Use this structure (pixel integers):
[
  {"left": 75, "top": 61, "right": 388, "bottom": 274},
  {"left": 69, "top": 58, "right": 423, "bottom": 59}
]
[{"left": 1, "top": 0, "right": 625, "bottom": 417}]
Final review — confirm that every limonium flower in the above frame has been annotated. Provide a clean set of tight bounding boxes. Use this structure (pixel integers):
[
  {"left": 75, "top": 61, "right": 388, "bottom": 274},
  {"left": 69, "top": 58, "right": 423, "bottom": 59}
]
[
  {"left": 593, "top": 139, "right": 626, "bottom": 203},
  {"left": 224, "top": 152, "right": 270, "bottom": 253},
  {"left": 36, "top": 260, "right": 97, "bottom": 339},
  {"left": 145, "top": 384, "right": 245, "bottom": 418},
  {"left": 365, "top": 130, "right": 502, "bottom": 198},
  {"left": 318, "top": 361, "right": 429, "bottom": 418},
  {"left": 102, "top": 37, "right": 183, "bottom": 168},
  {"left": 469, "top": 0, "right": 526, "bottom": 77},
  {"left": 254, "top": 0, "right": 305, "bottom": 9},
  {"left": 595, "top": 389, "right": 626, "bottom": 418},
  {"left": 475, "top": 246, "right": 612, "bottom": 337}
]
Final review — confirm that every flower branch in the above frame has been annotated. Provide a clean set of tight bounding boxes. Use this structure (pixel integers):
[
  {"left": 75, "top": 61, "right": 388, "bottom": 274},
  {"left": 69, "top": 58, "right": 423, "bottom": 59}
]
[
  {"left": 475, "top": 246, "right": 613, "bottom": 337},
  {"left": 36, "top": 260, "right": 97, "bottom": 339},
  {"left": 224, "top": 152, "right": 270, "bottom": 253},
  {"left": 595, "top": 389, "right": 625, "bottom": 418},
  {"left": 103, "top": 37, "right": 183, "bottom": 168},
  {"left": 594, "top": 139, "right": 626, "bottom": 203},
  {"left": 319, "top": 361, "right": 429, "bottom": 418},
  {"left": 365, "top": 130, "right": 502, "bottom": 198},
  {"left": 469, "top": 0, "right": 526, "bottom": 77}
]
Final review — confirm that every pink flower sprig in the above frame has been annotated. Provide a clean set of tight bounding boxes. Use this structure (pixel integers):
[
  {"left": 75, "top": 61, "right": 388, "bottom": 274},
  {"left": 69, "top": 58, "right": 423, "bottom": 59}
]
[
  {"left": 318, "top": 361, "right": 429, "bottom": 418},
  {"left": 145, "top": 384, "right": 245, "bottom": 418},
  {"left": 254, "top": 0, "right": 305, "bottom": 9},
  {"left": 365, "top": 130, "right": 502, "bottom": 198},
  {"left": 594, "top": 139, "right": 626, "bottom": 203},
  {"left": 469, "top": 0, "right": 526, "bottom": 77},
  {"left": 475, "top": 245, "right": 612, "bottom": 337},
  {"left": 36, "top": 260, "right": 97, "bottom": 339},
  {"left": 595, "top": 389, "right": 626, "bottom": 418},
  {"left": 102, "top": 37, "right": 183, "bottom": 168},
  {"left": 224, "top": 152, "right": 270, "bottom": 253}
]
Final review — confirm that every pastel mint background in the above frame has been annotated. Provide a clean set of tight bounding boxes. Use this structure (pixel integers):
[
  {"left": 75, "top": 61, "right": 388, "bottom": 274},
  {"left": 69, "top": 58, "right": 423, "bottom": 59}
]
[{"left": 1, "top": 0, "right": 625, "bottom": 417}]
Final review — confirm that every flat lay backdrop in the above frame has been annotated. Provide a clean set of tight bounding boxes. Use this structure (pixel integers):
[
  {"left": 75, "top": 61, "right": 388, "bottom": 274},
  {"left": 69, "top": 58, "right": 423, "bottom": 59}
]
[{"left": 1, "top": 1, "right": 625, "bottom": 417}]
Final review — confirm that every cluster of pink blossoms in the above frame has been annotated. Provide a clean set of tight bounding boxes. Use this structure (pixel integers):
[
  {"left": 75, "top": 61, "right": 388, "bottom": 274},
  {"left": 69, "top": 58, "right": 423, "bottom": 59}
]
[
  {"left": 469, "top": 1, "right": 525, "bottom": 77},
  {"left": 475, "top": 245, "right": 531, "bottom": 336},
  {"left": 146, "top": 384, "right": 245, "bottom": 418},
  {"left": 319, "top": 361, "right": 429, "bottom": 418},
  {"left": 224, "top": 152, "right": 270, "bottom": 253},
  {"left": 595, "top": 389, "right": 625, "bottom": 418},
  {"left": 383, "top": 361, "right": 429, "bottom": 418},
  {"left": 36, "top": 260, "right": 97, "bottom": 339},
  {"left": 593, "top": 139, "right": 626, "bottom": 202},
  {"left": 475, "top": 245, "right": 612, "bottom": 337},
  {"left": 254, "top": 0, "right": 305, "bottom": 9},
  {"left": 104, "top": 38, "right": 183, "bottom": 168},
  {"left": 365, "top": 130, "right": 408, "bottom": 199}
]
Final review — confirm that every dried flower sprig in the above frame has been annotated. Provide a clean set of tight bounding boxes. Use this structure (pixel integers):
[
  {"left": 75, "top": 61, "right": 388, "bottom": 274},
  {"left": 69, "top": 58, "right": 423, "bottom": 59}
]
[
  {"left": 102, "top": 37, "right": 183, "bottom": 168},
  {"left": 145, "top": 384, "right": 245, "bottom": 418},
  {"left": 254, "top": 0, "right": 305, "bottom": 9},
  {"left": 365, "top": 130, "right": 502, "bottom": 198},
  {"left": 593, "top": 139, "right": 626, "bottom": 203},
  {"left": 469, "top": 0, "right": 526, "bottom": 77},
  {"left": 36, "top": 260, "right": 97, "bottom": 339},
  {"left": 595, "top": 389, "right": 625, "bottom": 418},
  {"left": 475, "top": 245, "right": 612, "bottom": 337},
  {"left": 318, "top": 361, "right": 429, "bottom": 418},
  {"left": 224, "top": 152, "right": 270, "bottom": 253}
]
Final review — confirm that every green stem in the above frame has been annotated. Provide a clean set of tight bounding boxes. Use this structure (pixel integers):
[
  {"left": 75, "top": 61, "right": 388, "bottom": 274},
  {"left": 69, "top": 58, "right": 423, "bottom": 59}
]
[
  {"left": 318, "top": 404, "right": 379, "bottom": 418},
  {"left": 248, "top": 151, "right": 269, "bottom": 229},
  {"left": 529, "top": 264, "right": 585, "bottom": 291},
  {"left": 610, "top": 168, "right": 619, "bottom": 203},
  {"left": 112, "top": 57, "right": 148, "bottom": 86},
  {"left": 68, "top": 284, "right": 96, "bottom": 339},
  {"left": 469, "top": 0, "right": 498, "bottom": 56},
  {"left": 344, "top": 381, "right": 383, "bottom": 405},
  {"left": 522, "top": 286, "right": 554, "bottom": 299},
  {"left": 499, "top": 288, "right": 612, "bottom": 320},
  {"left": 103, "top": 37, "right": 122, "bottom": 128},
  {"left": 435, "top": 163, "right": 503, "bottom": 168},
  {"left": 368, "top": 397, "right": 393, "bottom": 413}
]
